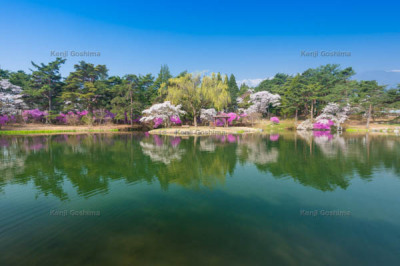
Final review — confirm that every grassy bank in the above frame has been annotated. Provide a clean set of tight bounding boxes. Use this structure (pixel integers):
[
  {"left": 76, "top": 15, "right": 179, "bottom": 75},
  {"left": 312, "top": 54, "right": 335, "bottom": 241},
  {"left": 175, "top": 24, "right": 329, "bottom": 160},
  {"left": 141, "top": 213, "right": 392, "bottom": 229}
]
[
  {"left": 0, "top": 124, "right": 132, "bottom": 135},
  {"left": 0, "top": 129, "right": 119, "bottom": 135}
]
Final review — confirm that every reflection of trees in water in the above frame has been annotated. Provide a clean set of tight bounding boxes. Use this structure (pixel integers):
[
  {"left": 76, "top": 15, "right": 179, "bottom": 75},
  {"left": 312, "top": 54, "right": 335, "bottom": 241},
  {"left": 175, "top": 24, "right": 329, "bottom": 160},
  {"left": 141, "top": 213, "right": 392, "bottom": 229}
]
[
  {"left": 140, "top": 135, "right": 186, "bottom": 164},
  {"left": 310, "top": 132, "right": 349, "bottom": 158},
  {"left": 153, "top": 136, "right": 237, "bottom": 190},
  {"left": 236, "top": 135, "right": 279, "bottom": 164},
  {"left": 0, "top": 133, "right": 399, "bottom": 199},
  {"left": 0, "top": 137, "right": 27, "bottom": 185}
]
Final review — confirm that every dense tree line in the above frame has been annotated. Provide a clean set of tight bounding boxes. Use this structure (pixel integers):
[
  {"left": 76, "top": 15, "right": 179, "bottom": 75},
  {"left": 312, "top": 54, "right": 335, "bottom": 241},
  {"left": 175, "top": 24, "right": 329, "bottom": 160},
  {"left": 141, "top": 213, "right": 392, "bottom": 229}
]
[
  {"left": 254, "top": 64, "right": 400, "bottom": 124},
  {"left": 0, "top": 60, "right": 399, "bottom": 126}
]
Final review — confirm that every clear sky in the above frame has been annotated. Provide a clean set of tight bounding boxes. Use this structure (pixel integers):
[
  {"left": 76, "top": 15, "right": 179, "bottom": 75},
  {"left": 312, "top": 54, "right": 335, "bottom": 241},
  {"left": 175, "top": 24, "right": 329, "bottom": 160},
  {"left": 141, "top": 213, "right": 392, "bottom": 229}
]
[{"left": 1, "top": 0, "right": 399, "bottom": 85}]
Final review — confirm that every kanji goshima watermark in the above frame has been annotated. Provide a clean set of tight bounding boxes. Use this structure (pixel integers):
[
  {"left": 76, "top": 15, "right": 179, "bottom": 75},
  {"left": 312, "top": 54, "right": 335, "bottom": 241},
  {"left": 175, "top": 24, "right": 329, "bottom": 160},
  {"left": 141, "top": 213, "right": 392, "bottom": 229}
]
[
  {"left": 50, "top": 50, "right": 101, "bottom": 57},
  {"left": 300, "top": 50, "right": 351, "bottom": 57},
  {"left": 300, "top": 209, "right": 351, "bottom": 216},
  {"left": 49, "top": 209, "right": 101, "bottom": 216}
]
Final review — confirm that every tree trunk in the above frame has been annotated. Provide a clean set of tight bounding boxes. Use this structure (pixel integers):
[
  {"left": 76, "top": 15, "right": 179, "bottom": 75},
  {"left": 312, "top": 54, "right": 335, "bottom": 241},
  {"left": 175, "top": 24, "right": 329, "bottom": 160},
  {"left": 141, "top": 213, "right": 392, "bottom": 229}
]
[
  {"left": 130, "top": 91, "right": 133, "bottom": 126},
  {"left": 193, "top": 109, "right": 197, "bottom": 127},
  {"left": 366, "top": 103, "right": 372, "bottom": 129},
  {"left": 48, "top": 79, "right": 52, "bottom": 124},
  {"left": 310, "top": 101, "right": 314, "bottom": 121},
  {"left": 295, "top": 108, "right": 298, "bottom": 123},
  {"left": 47, "top": 96, "right": 52, "bottom": 124}
]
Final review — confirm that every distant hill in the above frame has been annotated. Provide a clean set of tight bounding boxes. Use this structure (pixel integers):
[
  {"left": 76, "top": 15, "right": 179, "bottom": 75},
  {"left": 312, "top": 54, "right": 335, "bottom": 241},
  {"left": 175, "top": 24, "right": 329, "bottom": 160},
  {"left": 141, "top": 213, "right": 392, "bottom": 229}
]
[{"left": 353, "top": 71, "right": 400, "bottom": 89}]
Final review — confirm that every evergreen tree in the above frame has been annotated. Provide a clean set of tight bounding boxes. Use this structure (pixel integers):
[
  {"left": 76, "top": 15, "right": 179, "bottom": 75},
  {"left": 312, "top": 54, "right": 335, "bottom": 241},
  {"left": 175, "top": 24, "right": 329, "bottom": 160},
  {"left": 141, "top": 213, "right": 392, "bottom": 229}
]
[
  {"left": 152, "top": 65, "right": 172, "bottom": 103},
  {"left": 25, "top": 57, "right": 66, "bottom": 115},
  {"left": 354, "top": 80, "right": 385, "bottom": 128},
  {"left": 61, "top": 61, "right": 108, "bottom": 111},
  {"left": 227, "top": 74, "right": 239, "bottom": 110},
  {"left": 9, "top": 70, "right": 31, "bottom": 89}
]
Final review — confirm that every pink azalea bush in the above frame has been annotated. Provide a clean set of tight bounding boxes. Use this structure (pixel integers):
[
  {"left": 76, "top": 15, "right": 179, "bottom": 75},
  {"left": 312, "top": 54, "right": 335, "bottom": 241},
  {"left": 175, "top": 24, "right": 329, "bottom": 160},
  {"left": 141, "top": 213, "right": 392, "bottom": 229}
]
[
  {"left": 153, "top": 117, "right": 163, "bottom": 128},
  {"left": 313, "top": 119, "right": 334, "bottom": 130},
  {"left": 0, "top": 115, "right": 17, "bottom": 129},
  {"left": 215, "top": 119, "right": 225, "bottom": 126},
  {"left": 270, "top": 117, "right": 280, "bottom": 124},
  {"left": 55, "top": 110, "right": 116, "bottom": 125},
  {"left": 170, "top": 116, "right": 182, "bottom": 125},
  {"left": 0, "top": 115, "right": 10, "bottom": 128},
  {"left": 22, "top": 109, "right": 48, "bottom": 123},
  {"left": 214, "top": 112, "right": 247, "bottom": 127},
  {"left": 56, "top": 113, "right": 67, "bottom": 124}
]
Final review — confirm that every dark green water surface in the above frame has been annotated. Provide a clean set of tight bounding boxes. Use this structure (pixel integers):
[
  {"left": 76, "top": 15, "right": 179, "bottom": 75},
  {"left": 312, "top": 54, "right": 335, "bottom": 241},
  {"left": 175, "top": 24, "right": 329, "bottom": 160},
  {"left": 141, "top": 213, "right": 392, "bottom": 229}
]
[{"left": 0, "top": 132, "right": 399, "bottom": 265}]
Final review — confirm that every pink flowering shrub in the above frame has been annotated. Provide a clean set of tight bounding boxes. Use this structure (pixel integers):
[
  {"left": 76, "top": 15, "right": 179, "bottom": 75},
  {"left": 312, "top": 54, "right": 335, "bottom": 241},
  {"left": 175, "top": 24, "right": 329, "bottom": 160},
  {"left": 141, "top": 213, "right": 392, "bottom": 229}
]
[
  {"left": 313, "top": 119, "right": 334, "bottom": 130},
  {"left": 214, "top": 112, "right": 247, "bottom": 126},
  {"left": 92, "top": 109, "right": 115, "bottom": 124},
  {"left": 215, "top": 119, "right": 225, "bottom": 126},
  {"left": 270, "top": 117, "right": 280, "bottom": 124},
  {"left": 153, "top": 117, "right": 163, "bottom": 128},
  {"left": 170, "top": 116, "right": 182, "bottom": 125},
  {"left": 22, "top": 109, "right": 48, "bottom": 123},
  {"left": 56, "top": 113, "right": 67, "bottom": 124},
  {"left": 0, "top": 115, "right": 10, "bottom": 128},
  {"left": 55, "top": 110, "right": 115, "bottom": 125}
]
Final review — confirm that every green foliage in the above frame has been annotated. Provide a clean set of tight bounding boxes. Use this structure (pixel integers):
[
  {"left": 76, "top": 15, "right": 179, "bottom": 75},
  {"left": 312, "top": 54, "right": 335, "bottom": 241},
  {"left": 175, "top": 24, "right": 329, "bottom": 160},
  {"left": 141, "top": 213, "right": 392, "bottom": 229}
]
[
  {"left": 227, "top": 74, "right": 239, "bottom": 110},
  {"left": 166, "top": 73, "right": 230, "bottom": 126},
  {"left": 256, "top": 73, "right": 289, "bottom": 94},
  {"left": 24, "top": 57, "right": 66, "bottom": 113},
  {"left": 0, "top": 69, "right": 10, "bottom": 79},
  {"left": 111, "top": 75, "right": 145, "bottom": 123},
  {"left": 61, "top": 61, "right": 109, "bottom": 111},
  {"left": 152, "top": 65, "right": 172, "bottom": 103},
  {"left": 9, "top": 70, "right": 31, "bottom": 88}
]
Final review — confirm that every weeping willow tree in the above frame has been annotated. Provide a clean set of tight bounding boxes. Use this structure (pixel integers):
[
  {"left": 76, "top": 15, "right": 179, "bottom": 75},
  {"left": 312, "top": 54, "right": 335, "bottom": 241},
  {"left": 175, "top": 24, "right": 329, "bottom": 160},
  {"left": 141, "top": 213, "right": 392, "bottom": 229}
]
[{"left": 165, "top": 73, "right": 230, "bottom": 126}]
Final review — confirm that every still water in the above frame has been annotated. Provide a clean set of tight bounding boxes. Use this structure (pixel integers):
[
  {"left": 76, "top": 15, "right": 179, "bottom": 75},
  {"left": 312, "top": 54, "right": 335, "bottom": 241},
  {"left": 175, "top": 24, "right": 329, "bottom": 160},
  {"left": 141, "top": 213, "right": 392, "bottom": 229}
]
[{"left": 0, "top": 132, "right": 399, "bottom": 265}]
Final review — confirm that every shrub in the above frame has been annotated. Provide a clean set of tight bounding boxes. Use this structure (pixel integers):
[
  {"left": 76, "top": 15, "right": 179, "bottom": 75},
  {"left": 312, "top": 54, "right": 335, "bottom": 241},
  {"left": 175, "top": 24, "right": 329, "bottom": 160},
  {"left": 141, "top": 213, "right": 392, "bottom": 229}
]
[
  {"left": 270, "top": 117, "right": 280, "bottom": 124},
  {"left": 22, "top": 109, "right": 48, "bottom": 123},
  {"left": 313, "top": 119, "right": 334, "bottom": 130}
]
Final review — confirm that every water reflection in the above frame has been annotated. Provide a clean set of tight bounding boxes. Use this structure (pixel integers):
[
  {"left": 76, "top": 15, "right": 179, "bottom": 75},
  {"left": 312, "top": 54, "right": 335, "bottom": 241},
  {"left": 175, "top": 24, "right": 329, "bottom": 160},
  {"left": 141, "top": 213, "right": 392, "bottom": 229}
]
[{"left": 0, "top": 132, "right": 399, "bottom": 199}]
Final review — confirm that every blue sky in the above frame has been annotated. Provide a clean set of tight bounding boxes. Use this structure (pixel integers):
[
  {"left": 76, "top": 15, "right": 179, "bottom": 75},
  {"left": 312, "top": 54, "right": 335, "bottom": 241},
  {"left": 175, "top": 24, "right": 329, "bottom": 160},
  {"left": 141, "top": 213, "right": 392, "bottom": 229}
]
[{"left": 1, "top": 0, "right": 400, "bottom": 85}]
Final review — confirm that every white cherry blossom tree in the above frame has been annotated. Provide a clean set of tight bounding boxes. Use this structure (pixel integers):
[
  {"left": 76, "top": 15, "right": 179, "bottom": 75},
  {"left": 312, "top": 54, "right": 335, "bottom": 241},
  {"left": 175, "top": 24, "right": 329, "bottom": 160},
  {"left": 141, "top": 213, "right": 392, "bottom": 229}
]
[
  {"left": 315, "top": 102, "right": 351, "bottom": 127},
  {"left": 200, "top": 108, "right": 217, "bottom": 123},
  {"left": 241, "top": 91, "right": 281, "bottom": 115},
  {"left": 140, "top": 101, "right": 185, "bottom": 128},
  {"left": 0, "top": 79, "right": 27, "bottom": 115}
]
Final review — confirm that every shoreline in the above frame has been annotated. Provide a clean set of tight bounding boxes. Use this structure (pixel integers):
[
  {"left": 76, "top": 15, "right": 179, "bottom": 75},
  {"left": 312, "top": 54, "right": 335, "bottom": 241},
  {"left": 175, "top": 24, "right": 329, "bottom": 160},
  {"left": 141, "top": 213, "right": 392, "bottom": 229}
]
[
  {"left": 0, "top": 124, "right": 134, "bottom": 135},
  {"left": 149, "top": 126, "right": 262, "bottom": 136},
  {"left": 0, "top": 121, "right": 399, "bottom": 136}
]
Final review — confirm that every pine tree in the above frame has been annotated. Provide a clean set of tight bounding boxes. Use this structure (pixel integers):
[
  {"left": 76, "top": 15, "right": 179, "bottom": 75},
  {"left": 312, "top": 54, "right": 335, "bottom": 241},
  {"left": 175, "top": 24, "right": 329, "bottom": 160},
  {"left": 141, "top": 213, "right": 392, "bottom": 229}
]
[
  {"left": 25, "top": 57, "right": 66, "bottom": 116},
  {"left": 227, "top": 74, "right": 239, "bottom": 110}
]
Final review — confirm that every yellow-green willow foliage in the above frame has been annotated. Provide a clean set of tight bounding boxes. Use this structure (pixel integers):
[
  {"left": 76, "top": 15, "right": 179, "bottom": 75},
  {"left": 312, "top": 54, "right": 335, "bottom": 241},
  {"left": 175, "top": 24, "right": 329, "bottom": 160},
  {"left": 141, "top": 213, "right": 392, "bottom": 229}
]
[{"left": 166, "top": 73, "right": 230, "bottom": 126}]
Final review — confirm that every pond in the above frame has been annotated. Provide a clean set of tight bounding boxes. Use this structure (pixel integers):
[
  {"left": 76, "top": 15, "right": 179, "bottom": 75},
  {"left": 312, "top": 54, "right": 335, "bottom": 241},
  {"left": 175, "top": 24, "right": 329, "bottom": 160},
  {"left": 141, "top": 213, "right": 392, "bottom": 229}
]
[{"left": 0, "top": 132, "right": 399, "bottom": 265}]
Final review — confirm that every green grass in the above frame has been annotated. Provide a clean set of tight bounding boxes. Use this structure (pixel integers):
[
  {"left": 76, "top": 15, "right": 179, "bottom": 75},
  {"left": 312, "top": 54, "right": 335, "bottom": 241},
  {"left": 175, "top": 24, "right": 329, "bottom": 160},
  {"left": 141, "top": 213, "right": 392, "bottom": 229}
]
[
  {"left": 0, "top": 129, "right": 119, "bottom": 135},
  {"left": 345, "top": 128, "right": 369, "bottom": 132},
  {"left": 236, "top": 130, "right": 245, "bottom": 134}
]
